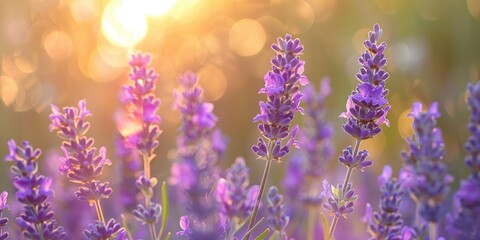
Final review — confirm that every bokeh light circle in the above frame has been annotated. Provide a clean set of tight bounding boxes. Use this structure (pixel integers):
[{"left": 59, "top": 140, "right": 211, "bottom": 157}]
[
  {"left": 197, "top": 66, "right": 227, "bottom": 102},
  {"left": 229, "top": 19, "right": 266, "bottom": 57}
]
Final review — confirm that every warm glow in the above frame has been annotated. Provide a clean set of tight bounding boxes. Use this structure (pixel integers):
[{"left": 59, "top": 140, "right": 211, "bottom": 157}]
[
  {"left": 197, "top": 66, "right": 227, "bottom": 102},
  {"left": 44, "top": 31, "right": 74, "bottom": 61},
  {"left": 130, "top": 0, "right": 177, "bottom": 17},
  {"left": 398, "top": 109, "right": 414, "bottom": 140},
  {"left": 229, "top": 19, "right": 266, "bottom": 57},
  {"left": 101, "top": 0, "right": 148, "bottom": 48},
  {"left": 0, "top": 76, "right": 18, "bottom": 106}
]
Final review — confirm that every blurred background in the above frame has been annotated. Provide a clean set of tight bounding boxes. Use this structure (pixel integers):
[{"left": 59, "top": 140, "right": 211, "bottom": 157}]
[{"left": 0, "top": 0, "right": 480, "bottom": 237}]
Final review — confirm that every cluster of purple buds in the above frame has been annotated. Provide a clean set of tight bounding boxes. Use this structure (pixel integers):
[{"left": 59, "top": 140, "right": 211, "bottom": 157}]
[
  {"left": 119, "top": 53, "right": 161, "bottom": 156},
  {"left": 5, "top": 140, "right": 66, "bottom": 239},
  {"left": 401, "top": 102, "right": 452, "bottom": 223},
  {"left": 322, "top": 180, "right": 357, "bottom": 219},
  {"left": 49, "top": 100, "right": 113, "bottom": 202},
  {"left": 0, "top": 191, "right": 9, "bottom": 240},
  {"left": 84, "top": 219, "right": 127, "bottom": 240},
  {"left": 133, "top": 174, "right": 162, "bottom": 225},
  {"left": 340, "top": 23, "right": 390, "bottom": 140},
  {"left": 252, "top": 34, "right": 308, "bottom": 162},
  {"left": 267, "top": 186, "right": 289, "bottom": 238},
  {"left": 448, "top": 81, "right": 480, "bottom": 239},
  {"left": 338, "top": 145, "right": 371, "bottom": 171},
  {"left": 114, "top": 135, "right": 141, "bottom": 212},
  {"left": 366, "top": 166, "right": 405, "bottom": 240},
  {"left": 49, "top": 100, "right": 126, "bottom": 238},
  {"left": 216, "top": 157, "right": 258, "bottom": 221}
]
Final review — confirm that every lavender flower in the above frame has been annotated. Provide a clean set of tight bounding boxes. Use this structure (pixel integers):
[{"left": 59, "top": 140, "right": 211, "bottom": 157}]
[
  {"left": 401, "top": 102, "right": 452, "bottom": 239},
  {"left": 340, "top": 23, "right": 390, "bottom": 140},
  {"left": 267, "top": 186, "right": 289, "bottom": 239},
  {"left": 5, "top": 140, "right": 66, "bottom": 239},
  {"left": 172, "top": 71, "right": 224, "bottom": 239},
  {"left": 0, "top": 191, "right": 9, "bottom": 240},
  {"left": 327, "top": 23, "right": 389, "bottom": 239},
  {"left": 448, "top": 81, "right": 480, "bottom": 239},
  {"left": 247, "top": 34, "right": 309, "bottom": 239},
  {"left": 118, "top": 53, "right": 164, "bottom": 239},
  {"left": 49, "top": 100, "right": 125, "bottom": 238},
  {"left": 322, "top": 180, "right": 356, "bottom": 219},
  {"left": 84, "top": 219, "right": 127, "bottom": 240},
  {"left": 216, "top": 157, "right": 259, "bottom": 220},
  {"left": 367, "top": 166, "right": 405, "bottom": 240}
]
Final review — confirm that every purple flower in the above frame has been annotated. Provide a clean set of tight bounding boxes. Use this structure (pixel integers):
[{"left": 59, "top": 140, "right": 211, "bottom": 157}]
[
  {"left": 267, "top": 186, "right": 289, "bottom": 238},
  {"left": 0, "top": 191, "right": 9, "bottom": 240},
  {"left": 49, "top": 100, "right": 125, "bottom": 237},
  {"left": 5, "top": 140, "right": 66, "bottom": 240},
  {"left": 367, "top": 165, "right": 405, "bottom": 240},
  {"left": 340, "top": 24, "right": 390, "bottom": 140},
  {"left": 338, "top": 145, "right": 371, "bottom": 171},
  {"left": 252, "top": 34, "right": 309, "bottom": 162},
  {"left": 401, "top": 102, "right": 452, "bottom": 224},
  {"left": 84, "top": 219, "right": 127, "bottom": 240},
  {"left": 118, "top": 52, "right": 161, "bottom": 156},
  {"left": 172, "top": 71, "right": 225, "bottom": 239},
  {"left": 448, "top": 81, "right": 480, "bottom": 239},
  {"left": 322, "top": 180, "right": 356, "bottom": 219},
  {"left": 177, "top": 216, "right": 192, "bottom": 237},
  {"left": 215, "top": 157, "right": 259, "bottom": 220}
]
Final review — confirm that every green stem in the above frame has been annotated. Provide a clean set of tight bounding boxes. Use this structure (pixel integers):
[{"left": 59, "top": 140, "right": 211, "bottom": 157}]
[
  {"left": 327, "top": 139, "right": 361, "bottom": 239},
  {"left": 244, "top": 140, "right": 275, "bottom": 240}
]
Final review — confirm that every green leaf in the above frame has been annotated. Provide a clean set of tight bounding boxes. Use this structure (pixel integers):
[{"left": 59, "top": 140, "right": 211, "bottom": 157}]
[
  {"left": 164, "top": 232, "right": 171, "bottom": 240},
  {"left": 158, "top": 181, "right": 168, "bottom": 240},
  {"left": 254, "top": 228, "right": 270, "bottom": 240},
  {"left": 321, "top": 212, "right": 329, "bottom": 240}
]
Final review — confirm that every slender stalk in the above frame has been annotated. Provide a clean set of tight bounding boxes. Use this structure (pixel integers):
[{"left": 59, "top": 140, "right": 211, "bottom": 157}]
[
  {"left": 94, "top": 200, "right": 106, "bottom": 224},
  {"left": 307, "top": 207, "right": 316, "bottom": 240},
  {"left": 327, "top": 139, "right": 361, "bottom": 239},
  {"left": 244, "top": 140, "right": 275, "bottom": 240},
  {"left": 429, "top": 222, "right": 437, "bottom": 240},
  {"left": 142, "top": 153, "right": 158, "bottom": 240}
]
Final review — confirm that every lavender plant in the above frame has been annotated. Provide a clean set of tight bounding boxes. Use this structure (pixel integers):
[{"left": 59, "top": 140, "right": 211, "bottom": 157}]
[
  {"left": 266, "top": 186, "right": 289, "bottom": 240},
  {"left": 49, "top": 100, "right": 126, "bottom": 239},
  {"left": 401, "top": 102, "right": 452, "bottom": 239},
  {"left": 4, "top": 140, "right": 66, "bottom": 239},
  {"left": 283, "top": 77, "right": 334, "bottom": 239},
  {"left": 118, "top": 53, "right": 165, "bottom": 240},
  {"left": 365, "top": 166, "right": 405, "bottom": 240},
  {"left": 172, "top": 71, "right": 225, "bottom": 239},
  {"left": 447, "top": 81, "right": 480, "bottom": 239},
  {"left": 0, "top": 191, "right": 9, "bottom": 240},
  {"left": 325, "top": 23, "right": 390, "bottom": 239},
  {"left": 216, "top": 157, "right": 259, "bottom": 239},
  {"left": 247, "top": 33, "right": 309, "bottom": 239}
]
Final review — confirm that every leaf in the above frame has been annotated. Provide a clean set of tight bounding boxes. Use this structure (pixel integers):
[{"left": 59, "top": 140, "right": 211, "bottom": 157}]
[
  {"left": 158, "top": 181, "right": 168, "bottom": 240},
  {"left": 164, "top": 232, "right": 171, "bottom": 240},
  {"left": 254, "top": 228, "right": 270, "bottom": 240},
  {"left": 321, "top": 212, "right": 329, "bottom": 240}
]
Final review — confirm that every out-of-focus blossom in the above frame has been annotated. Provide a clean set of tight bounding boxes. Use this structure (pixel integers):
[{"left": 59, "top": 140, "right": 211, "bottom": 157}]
[
  {"left": 367, "top": 165, "right": 405, "bottom": 239},
  {"left": 0, "top": 191, "right": 9, "bottom": 240},
  {"left": 252, "top": 34, "right": 308, "bottom": 162},
  {"left": 340, "top": 24, "right": 390, "bottom": 140},
  {"left": 5, "top": 140, "right": 66, "bottom": 239},
  {"left": 216, "top": 157, "right": 259, "bottom": 220},
  {"left": 84, "top": 219, "right": 127, "bottom": 240},
  {"left": 401, "top": 102, "right": 452, "bottom": 224},
  {"left": 448, "top": 82, "right": 480, "bottom": 239},
  {"left": 267, "top": 186, "right": 289, "bottom": 239}
]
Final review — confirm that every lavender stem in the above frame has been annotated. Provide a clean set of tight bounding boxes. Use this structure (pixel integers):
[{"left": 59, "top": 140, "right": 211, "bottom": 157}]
[
  {"left": 94, "top": 200, "right": 106, "bottom": 224},
  {"left": 430, "top": 222, "right": 437, "bottom": 240},
  {"left": 328, "top": 139, "right": 361, "bottom": 239},
  {"left": 245, "top": 140, "right": 275, "bottom": 240},
  {"left": 307, "top": 207, "right": 315, "bottom": 240},
  {"left": 142, "top": 153, "right": 158, "bottom": 240}
]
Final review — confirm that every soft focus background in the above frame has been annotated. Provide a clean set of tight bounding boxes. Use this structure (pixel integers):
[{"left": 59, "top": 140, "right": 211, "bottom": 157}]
[{"left": 1, "top": 0, "right": 480, "bottom": 237}]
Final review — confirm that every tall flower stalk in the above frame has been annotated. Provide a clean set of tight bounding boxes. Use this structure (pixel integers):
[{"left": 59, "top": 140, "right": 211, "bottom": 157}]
[
  {"left": 5, "top": 140, "right": 66, "bottom": 239},
  {"left": 401, "top": 102, "right": 452, "bottom": 239},
  {"left": 326, "top": 23, "right": 390, "bottom": 239},
  {"left": 447, "top": 82, "right": 480, "bottom": 239},
  {"left": 266, "top": 186, "right": 289, "bottom": 240},
  {"left": 118, "top": 53, "right": 164, "bottom": 240},
  {"left": 0, "top": 191, "right": 9, "bottom": 240},
  {"left": 49, "top": 100, "right": 126, "bottom": 239},
  {"left": 247, "top": 34, "right": 308, "bottom": 239},
  {"left": 172, "top": 71, "right": 225, "bottom": 239}
]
